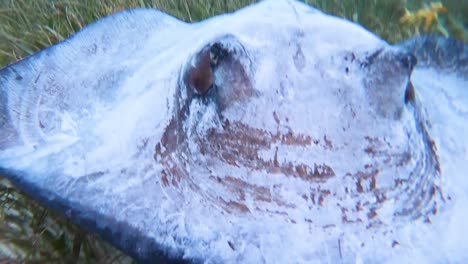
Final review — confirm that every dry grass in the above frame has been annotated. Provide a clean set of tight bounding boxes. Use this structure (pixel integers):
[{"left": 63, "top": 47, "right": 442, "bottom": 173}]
[
  {"left": 0, "top": 0, "right": 466, "bottom": 262},
  {"left": 1, "top": 0, "right": 466, "bottom": 66}
]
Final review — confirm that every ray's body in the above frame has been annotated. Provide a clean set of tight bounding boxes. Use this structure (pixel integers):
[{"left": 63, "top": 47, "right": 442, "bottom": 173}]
[{"left": 0, "top": 1, "right": 467, "bottom": 263}]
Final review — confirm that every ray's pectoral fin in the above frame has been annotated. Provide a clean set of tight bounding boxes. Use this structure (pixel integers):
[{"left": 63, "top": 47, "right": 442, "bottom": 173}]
[
  {"left": 0, "top": 87, "right": 17, "bottom": 148},
  {"left": 0, "top": 10, "right": 190, "bottom": 262},
  {"left": 0, "top": 9, "right": 186, "bottom": 153},
  {"left": 183, "top": 35, "right": 254, "bottom": 111}
]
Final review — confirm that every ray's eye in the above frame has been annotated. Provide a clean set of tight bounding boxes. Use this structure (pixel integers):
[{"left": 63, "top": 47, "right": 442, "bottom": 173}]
[
  {"left": 184, "top": 41, "right": 230, "bottom": 96},
  {"left": 183, "top": 35, "right": 254, "bottom": 110},
  {"left": 185, "top": 45, "right": 214, "bottom": 96},
  {"left": 183, "top": 40, "right": 234, "bottom": 96}
]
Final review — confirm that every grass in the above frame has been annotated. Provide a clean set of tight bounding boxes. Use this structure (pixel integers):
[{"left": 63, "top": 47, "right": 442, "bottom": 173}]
[
  {"left": 0, "top": 0, "right": 466, "bottom": 262},
  {"left": 0, "top": 0, "right": 466, "bottom": 66}
]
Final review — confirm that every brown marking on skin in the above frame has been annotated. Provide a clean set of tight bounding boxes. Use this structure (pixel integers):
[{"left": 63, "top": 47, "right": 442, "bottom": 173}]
[
  {"left": 318, "top": 195, "right": 325, "bottom": 206},
  {"left": 154, "top": 89, "right": 194, "bottom": 188},
  {"left": 201, "top": 120, "right": 333, "bottom": 182},
  {"left": 307, "top": 189, "right": 331, "bottom": 207},
  {"left": 364, "top": 136, "right": 411, "bottom": 165},
  {"left": 161, "top": 159, "right": 185, "bottom": 188},
  {"left": 364, "top": 136, "right": 414, "bottom": 170},
  {"left": 366, "top": 220, "right": 384, "bottom": 230},
  {"left": 154, "top": 110, "right": 326, "bottom": 214},
  {"left": 363, "top": 131, "right": 442, "bottom": 219},
  {"left": 339, "top": 205, "right": 363, "bottom": 224},
  {"left": 341, "top": 207, "right": 349, "bottom": 223},
  {"left": 323, "top": 135, "right": 333, "bottom": 149},
  {"left": 279, "top": 131, "right": 313, "bottom": 145},
  {"left": 272, "top": 196, "right": 297, "bottom": 209},
  {"left": 213, "top": 176, "right": 299, "bottom": 211},
  {"left": 155, "top": 109, "right": 300, "bottom": 213},
  {"left": 222, "top": 199, "right": 251, "bottom": 213},
  {"left": 223, "top": 176, "right": 272, "bottom": 203},
  {"left": 364, "top": 146, "right": 376, "bottom": 156},
  {"left": 427, "top": 136, "right": 442, "bottom": 174},
  {"left": 367, "top": 209, "right": 378, "bottom": 220},
  {"left": 161, "top": 171, "right": 169, "bottom": 187},
  {"left": 353, "top": 169, "right": 379, "bottom": 193},
  {"left": 156, "top": 119, "right": 180, "bottom": 157},
  {"left": 273, "top": 147, "right": 280, "bottom": 167},
  {"left": 166, "top": 162, "right": 181, "bottom": 188},
  {"left": 356, "top": 180, "right": 364, "bottom": 193},
  {"left": 265, "top": 209, "right": 289, "bottom": 216}
]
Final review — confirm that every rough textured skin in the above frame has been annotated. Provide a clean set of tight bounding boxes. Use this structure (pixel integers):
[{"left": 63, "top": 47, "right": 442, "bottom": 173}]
[{"left": 0, "top": 1, "right": 466, "bottom": 263}]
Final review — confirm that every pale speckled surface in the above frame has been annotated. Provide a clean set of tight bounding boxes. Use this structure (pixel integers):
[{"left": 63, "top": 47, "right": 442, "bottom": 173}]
[{"left": 0, "top": 0, "right": 467, "bottom": 263}]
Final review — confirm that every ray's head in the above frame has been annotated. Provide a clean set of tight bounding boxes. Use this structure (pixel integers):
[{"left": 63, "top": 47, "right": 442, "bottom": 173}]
[{"left": 155, "top": 2, "right": 441, "bottom": 225}]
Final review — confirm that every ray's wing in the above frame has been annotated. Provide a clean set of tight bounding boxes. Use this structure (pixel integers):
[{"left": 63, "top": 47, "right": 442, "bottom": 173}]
[
  {"left": 0, "top": 9, "right": 189, "bottom": 263},
  {"left": 0, "top": 8, "right": 185, "bottom": 148}
]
